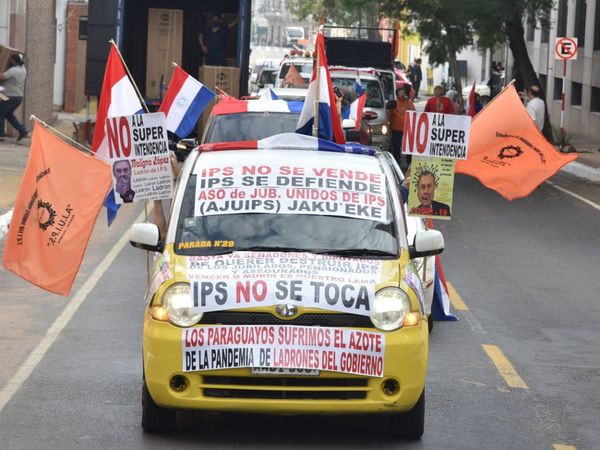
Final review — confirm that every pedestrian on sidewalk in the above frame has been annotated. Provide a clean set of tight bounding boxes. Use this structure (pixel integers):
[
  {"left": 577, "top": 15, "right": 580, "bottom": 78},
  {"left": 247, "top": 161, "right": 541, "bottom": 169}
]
[
  {"left": 424, "top": 85, "right": 455, "bottom": 115},
  {"left": 526, "top": 85, "right": 545, "bottom": 130},
  {"left": 0, "top": 53, "right": 28, "bottom": 142},
  {"left": 387, "top": 87, "right": 415, "bottom": 166},
  {"left": 408, "top": 58, "right": 422, "bottom": 99}
]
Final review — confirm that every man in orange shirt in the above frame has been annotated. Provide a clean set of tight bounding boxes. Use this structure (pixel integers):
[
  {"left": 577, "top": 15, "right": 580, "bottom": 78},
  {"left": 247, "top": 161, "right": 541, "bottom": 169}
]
[
  {"left": 424, "top": 85, "right": 455, "bottom": 114},
  {"left": 386, "top": 87, "right": 415, "bottom": 165}
]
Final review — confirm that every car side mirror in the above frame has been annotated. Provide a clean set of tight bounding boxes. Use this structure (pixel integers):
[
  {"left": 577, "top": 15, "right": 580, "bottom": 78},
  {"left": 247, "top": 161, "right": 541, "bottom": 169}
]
[
  {"left": 342, "top": 119, "right": 356, "bottom": 129},
  {"left": 409, "top": 229, "right": 444, "bottom": 259},
  {"left": 363, "top": 110, "right": 378, "bottom": 121},
  {"left": 129, "top": 223, "right": 164, "bottom": 253}
]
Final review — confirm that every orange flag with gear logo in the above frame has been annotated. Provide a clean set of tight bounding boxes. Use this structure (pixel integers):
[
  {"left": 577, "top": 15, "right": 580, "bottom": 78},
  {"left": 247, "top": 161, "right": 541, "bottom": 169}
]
[
  {"left": 455, "top": 84, "right": 578, "bottom": 200},
  {"left": 3, "top": 123, "right": 112, "bottom": 296}
]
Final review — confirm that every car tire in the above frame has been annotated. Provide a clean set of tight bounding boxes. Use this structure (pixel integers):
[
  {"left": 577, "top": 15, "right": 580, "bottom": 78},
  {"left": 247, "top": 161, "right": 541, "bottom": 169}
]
[
  {"left": 389, "top": 390, "right": 425, "bottom": 439},
  {"left": 427, "top": 315, "right": 434, "bottom": 333},
  {"left": 142, "top": 379, "right": 176, "bottom": 433}
]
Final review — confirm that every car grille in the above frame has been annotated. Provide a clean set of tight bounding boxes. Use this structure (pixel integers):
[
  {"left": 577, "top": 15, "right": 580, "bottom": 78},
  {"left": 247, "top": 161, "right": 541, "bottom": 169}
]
[
  {"left": 201, "top": 375, "right": 369, "bottom": 400},
  {"left": 199, "top": 311, "right": 374, "bottom": 328}
]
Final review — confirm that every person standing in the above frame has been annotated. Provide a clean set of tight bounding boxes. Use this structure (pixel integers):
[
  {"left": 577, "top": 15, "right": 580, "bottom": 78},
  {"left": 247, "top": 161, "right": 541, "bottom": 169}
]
[
  {"left": 198, "top": 13, "right": 238, "bottom": 66},
  {"left": 408, "top": 58, "right": 422, "bottom": 99},
  {"left": 0, "top": 53, "right": 28, "bottom": 141},
  {"left": 526, "top": 85, "right": 545, "bottom": 130},
  {"left": 386, "top": 87, "right": 415, "bottom": 165},
  {"left": 424, "top": 85, "right": 455, "bottom": 114}
]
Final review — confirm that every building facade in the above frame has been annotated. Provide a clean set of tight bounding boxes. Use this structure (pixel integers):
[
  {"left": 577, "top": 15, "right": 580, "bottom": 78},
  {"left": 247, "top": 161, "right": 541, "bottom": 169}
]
[{"left": 524, "top": 0, "right": 600, "bottom": 142}]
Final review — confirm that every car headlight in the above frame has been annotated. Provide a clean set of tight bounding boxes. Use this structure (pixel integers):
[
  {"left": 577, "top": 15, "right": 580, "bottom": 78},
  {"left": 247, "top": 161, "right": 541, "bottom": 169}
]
[
  {"left": 381, "top": 124, "right": 388, "bottom": 135},
  {"left": 162, "top": 283, "right": 202, "bottom": 327},
  {"left": 371, "top": 287, "right": 410, "bottom": 331}
]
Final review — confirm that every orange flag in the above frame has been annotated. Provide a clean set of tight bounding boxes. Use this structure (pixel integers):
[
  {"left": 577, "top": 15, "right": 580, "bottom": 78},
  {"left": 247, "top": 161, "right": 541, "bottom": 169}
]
[
  {"left": 283, "top": 64, "right": 305, "bottom": 87},
  {"left": 3, "top": 123, "right": 112, "bottom": 296},
  {"left": 456, "top": 85, "right": 577, "bottom": 200}
]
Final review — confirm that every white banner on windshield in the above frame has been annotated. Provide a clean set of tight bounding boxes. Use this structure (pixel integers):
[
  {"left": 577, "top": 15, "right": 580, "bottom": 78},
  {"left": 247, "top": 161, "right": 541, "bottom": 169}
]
[
  {"left": 187, "top": 252, "right": 382, "bottom": 317},
  {"left": 193, "top": 151, "right": 388, "bottom": 222}
]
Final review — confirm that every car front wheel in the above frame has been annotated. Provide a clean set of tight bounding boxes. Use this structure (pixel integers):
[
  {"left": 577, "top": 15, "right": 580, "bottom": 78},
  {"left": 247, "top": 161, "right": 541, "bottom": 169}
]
[
  {"left": 389, "top": 390, "right": 425, "bottom": 439},
  {"left": 142, "top": 378, "right": 176, "bottom": 433}
]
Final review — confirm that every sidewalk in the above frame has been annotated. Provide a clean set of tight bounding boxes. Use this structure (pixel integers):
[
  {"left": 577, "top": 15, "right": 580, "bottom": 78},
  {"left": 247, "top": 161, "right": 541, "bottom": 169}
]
[{"left": 560, "top": 140, "right": 600, "bottom": 182}]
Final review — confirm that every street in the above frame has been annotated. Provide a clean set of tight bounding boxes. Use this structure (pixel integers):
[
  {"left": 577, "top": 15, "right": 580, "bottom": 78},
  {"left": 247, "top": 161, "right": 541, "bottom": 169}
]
[{"left": 0, "top": 170, "right": 597, "bottom": 449}]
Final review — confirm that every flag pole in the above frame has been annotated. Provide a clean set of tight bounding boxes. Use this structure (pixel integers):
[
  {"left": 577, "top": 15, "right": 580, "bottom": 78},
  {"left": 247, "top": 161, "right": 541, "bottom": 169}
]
[
  {"left": 109, "top": 39, "right": 152, "bottom": 282},
  {"left": 29, "top": 115, "right": 110, "bottom": 162},
  {"left": 312, "top": 39, "right": 321, "bottom": 137},
  {"left": 109, "top": 39, "right": 150, "bottom": 114}
]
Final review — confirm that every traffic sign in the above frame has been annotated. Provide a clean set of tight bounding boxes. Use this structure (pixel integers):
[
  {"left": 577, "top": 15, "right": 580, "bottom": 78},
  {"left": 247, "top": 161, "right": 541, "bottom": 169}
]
[{"left": 555, "top": 37, "right": 578, "bottom": 60}]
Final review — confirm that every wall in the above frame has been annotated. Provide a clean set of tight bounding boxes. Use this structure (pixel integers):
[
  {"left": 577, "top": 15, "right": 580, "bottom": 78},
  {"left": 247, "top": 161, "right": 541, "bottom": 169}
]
[
  {"left": 526, "top": 0, "right": 600, "bottom": 143},
  {"left": 64, "top": 2, "right": 88, "bottom": 112}
]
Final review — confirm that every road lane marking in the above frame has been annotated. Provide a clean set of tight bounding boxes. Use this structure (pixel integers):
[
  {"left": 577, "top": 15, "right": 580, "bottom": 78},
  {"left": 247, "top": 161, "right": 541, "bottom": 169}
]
[
  {"left": 0, "top": 210, "right": 145, "bottom": 415},
  {"left": 447, "top": 282, "right": 469, "bottom": 311},
  {"left": 546, "top": 180, "right": 600, "bottom": 211},
  {"left": 553, "top": 445, "right": 577, "bottom": 450},
  {"left": 482, "top": 344, "right": 529, "bottom": 389}
]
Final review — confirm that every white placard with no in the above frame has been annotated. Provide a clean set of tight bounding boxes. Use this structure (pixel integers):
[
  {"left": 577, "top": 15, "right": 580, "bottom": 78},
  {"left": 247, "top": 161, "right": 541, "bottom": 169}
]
[{"left": 402, "top": 111, "right": 471, "bottom": 160}]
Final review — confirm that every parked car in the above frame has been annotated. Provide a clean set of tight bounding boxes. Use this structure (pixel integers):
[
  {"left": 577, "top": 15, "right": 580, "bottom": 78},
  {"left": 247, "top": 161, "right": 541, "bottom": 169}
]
[
  {"left": 129, "top": 134, "right": 445, "bottom": 436},
  {"left": 202, "top": 97, "right": 371, "bottom": 145},
  {"left": 330, "top": 69, "right": 388, "bottom": 148},
  {"left": 462, "top": 81, "right": 491, "bottom": 104}
]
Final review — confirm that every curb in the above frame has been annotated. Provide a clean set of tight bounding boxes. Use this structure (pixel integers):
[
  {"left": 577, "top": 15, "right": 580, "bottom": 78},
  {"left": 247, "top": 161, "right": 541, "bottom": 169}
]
[{"left": 560, "top": 161, "right": 600, "bottom": 182}]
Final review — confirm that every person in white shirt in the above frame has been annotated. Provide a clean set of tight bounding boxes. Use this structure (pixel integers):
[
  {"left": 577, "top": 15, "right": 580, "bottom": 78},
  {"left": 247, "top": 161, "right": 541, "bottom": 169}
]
[
  {"left": 0, "top": 53, "right": 28, "bottom": 141},
  {"left": 526, "top": 85, "right": 545, "bottom": 130}
]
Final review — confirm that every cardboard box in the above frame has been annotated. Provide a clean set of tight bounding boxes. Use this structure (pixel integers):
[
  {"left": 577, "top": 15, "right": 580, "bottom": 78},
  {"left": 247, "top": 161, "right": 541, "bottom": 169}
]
[
  {"left": 197, "top": 65, "right": 241, "bottom": 135},
  {"left": 0, "top": 45, "right": 22, "bottom": 73},
  {"left": 146, "top": 9, "right": 183, "bottom": 98}
]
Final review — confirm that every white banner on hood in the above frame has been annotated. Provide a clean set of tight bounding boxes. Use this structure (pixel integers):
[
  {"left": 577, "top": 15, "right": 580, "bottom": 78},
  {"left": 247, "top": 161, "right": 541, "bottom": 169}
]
[
  {"left": 193, "top": 151, "right": 388, "bottom": 222},
  {"left": 187, "top": 252, "right": 382, "bottom": 317},
  {"left": 182, "top": 325, "right": 385, "bottom": 377}
]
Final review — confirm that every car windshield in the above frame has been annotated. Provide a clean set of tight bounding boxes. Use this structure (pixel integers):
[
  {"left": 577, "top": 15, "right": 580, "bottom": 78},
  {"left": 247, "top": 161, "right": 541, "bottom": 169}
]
[
  {"left": 287, "top": 29, "right": 303, "bottom": 38},
  {"left": 331, "top": 77, "right": 384, "bottom": 108},
  {"left": 258, "top": 69, "right": 276, "bottom": 85},
  {"left": 204, "top": 112, "right": 301, "bottom": 142},
  {"left": 175, "top": 152, "right": 399, "bottom": 258},
  {"left": 279, "top": 62, "right": 312, "bottom": 80}
]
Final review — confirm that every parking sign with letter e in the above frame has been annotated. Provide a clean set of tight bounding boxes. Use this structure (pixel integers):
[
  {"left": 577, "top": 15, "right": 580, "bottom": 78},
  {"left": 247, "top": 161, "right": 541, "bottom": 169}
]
[{"left": 555, "top": 37, "right": 578, "bottom": 60}]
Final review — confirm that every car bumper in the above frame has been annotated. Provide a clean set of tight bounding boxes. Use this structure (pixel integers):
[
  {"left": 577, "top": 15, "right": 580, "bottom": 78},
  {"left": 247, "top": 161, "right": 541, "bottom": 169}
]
[{"left": 143, "top": 315, "right": 428, "bottom": 415}]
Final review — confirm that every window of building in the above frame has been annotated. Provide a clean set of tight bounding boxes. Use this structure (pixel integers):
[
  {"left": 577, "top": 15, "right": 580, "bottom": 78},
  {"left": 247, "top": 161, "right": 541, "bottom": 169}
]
[
  {"left": 591, "top": 86, "right": 600, "bottom": 112},
  {"left": 595, "top": 0, "right": 600, "bottom": 49},
  {"left": 541, "top": 9, "right": 551, "bottom": 43},
  {"left": 575, "top": 0, "right": 586, "bottom": 47},
  {"left": 554, "top": 77, "right": 563, "bottom": 101},
  {"left": 526, "top": 15, "right": 536, "bottom": 41},
  {"left": 571, "top": 81, "right": 583, "bottom": 106},
  {"left": 78, "top": 16, "right": 88, "bottom": 40},
  {"left": 557, "top": 0, "right": 568, "bottom": 37}
]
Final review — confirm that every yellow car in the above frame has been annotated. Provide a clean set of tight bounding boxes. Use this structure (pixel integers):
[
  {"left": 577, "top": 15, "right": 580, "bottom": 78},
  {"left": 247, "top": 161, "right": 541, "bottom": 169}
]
[{"left": 130, "top": 134, "right": 445, "bottom": 438}]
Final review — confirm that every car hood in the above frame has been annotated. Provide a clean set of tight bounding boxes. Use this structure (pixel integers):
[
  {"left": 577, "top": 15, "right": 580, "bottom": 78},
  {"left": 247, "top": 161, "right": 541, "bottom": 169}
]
[{"left": 147, "top": 244, "right": 423, "bottom": 316}]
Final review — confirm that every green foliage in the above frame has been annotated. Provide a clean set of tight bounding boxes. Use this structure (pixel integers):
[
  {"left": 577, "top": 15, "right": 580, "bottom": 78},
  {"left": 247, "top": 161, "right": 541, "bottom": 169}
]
[{"left": 469, "top": 0, "right": 555, "bottom": 48}]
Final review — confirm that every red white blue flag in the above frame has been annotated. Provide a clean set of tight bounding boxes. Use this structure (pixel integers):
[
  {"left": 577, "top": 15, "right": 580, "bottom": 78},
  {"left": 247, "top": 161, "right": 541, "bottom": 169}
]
[
  {"left": 159, "top": 66, "right": 215, "bottom": 138},
  {"left": 296, "top": 30, "right": 345, "bottom": 143}
]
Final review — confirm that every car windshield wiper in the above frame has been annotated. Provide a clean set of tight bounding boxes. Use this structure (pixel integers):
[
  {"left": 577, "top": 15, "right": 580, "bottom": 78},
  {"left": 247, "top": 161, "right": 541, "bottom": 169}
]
[
  {"left": 232, "top": 246, "right": 317, "bottom": 254},
  {"left": 315, "top": 248, "right": 398, "bottom": 258}
]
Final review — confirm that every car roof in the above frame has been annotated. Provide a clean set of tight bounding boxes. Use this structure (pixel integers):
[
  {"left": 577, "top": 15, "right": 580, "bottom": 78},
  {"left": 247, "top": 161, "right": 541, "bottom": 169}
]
[
  {"left": 329, "top": 69, "right": 379, "bottom": 80},
  {"left": 211, "top": 97, "right": 303, "bottom": 115}
]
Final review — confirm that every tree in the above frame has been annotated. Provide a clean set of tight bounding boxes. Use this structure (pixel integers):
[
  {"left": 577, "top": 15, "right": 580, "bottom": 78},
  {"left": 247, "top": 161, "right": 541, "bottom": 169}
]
[
  {"left": 401, "top": 0, "right": 474, "bottom": 108},
  {"left": 469, "top": 0, "right": 555, "bottom": 140}
]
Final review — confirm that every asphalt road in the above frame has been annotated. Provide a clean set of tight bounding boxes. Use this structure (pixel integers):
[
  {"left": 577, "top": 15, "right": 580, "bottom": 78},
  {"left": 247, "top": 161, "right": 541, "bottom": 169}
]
[{"left": 0, "top": 172, "right": 598, "bottom": 449}]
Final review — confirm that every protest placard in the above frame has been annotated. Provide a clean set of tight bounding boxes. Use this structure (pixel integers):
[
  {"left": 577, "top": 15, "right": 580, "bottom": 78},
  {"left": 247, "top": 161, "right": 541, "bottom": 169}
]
[
  {"left": 193, "top": 151, "right": 388, "bottom": 222},
  {"left": 187, "top": 251, "right": 382, "bottom": 317},
  {"left": 106, "top": 112, "right": 173, "bottom": 204},
  {"left": 182, "top": 325, "right": 385, "bottom": 377},
  {"left": 407, "top": 156, "right": 455, "bottom": 220},
  {"left": 402, "top": 111, "right": 471, "bottom": 160}
]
